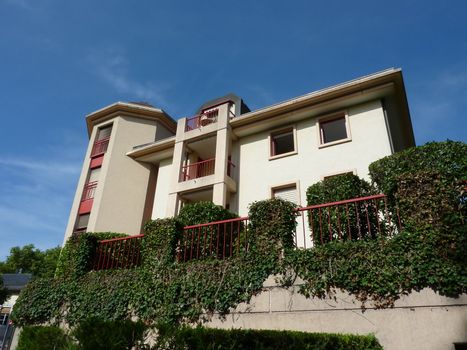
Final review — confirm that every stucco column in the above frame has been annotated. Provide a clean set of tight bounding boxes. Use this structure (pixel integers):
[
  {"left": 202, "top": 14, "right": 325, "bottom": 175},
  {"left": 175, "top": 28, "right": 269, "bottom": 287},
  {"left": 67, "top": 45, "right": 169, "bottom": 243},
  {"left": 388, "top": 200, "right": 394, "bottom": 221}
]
[
  {"left": 212, "top": 103, "right": 231, "bottom": 207},
  {"left": 166, "top": 118, "right": 187, "bottom": 217}
]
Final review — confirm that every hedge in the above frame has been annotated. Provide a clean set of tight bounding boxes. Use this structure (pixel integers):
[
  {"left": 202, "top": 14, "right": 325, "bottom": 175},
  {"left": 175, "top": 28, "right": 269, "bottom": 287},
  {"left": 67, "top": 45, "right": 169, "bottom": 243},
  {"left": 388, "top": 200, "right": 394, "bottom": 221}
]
[
  {"left": 17, "top": 326, "right": 73, "bottom": 350},
  {"left": 154, "top": 325, "right": 383, "bottom": 350}
]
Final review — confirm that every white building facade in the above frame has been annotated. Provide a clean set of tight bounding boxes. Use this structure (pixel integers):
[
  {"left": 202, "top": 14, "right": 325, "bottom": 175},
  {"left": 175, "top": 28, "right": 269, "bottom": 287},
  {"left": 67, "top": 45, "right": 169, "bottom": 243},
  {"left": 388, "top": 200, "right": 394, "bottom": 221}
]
[{"left": 63, "top": 68, "right": 414, "bottom": 243}]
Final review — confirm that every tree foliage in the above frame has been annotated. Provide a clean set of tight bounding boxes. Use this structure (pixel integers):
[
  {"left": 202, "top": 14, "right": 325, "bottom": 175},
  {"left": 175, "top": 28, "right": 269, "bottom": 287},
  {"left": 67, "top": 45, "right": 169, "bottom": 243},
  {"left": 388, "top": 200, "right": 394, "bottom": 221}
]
[{"left": 0, "top": 244, "right": 62, "bottom": 279}]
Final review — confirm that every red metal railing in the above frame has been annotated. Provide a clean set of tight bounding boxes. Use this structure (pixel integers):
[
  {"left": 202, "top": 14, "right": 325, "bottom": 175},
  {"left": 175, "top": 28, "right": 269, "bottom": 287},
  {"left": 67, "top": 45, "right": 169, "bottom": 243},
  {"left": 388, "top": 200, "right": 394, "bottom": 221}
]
[
  {"left": 81, "top": 181, "right": 97, "bottom": 201},
  {"left": 93, "top": 234, "right": 144, "bottom": 270},
  {"left": 180, "top": 158, "right": 215, "bottom": 181},
  {"left": 185, "top": 109, "right": 219, "bottom": 131},
  {"left": 295, "top": 194, "right": 401, "bottom": 248},
  {"left": 178, "top": 217, "right": 249, "bottom": 262},
  {"left": 91, "top": 137, "right": 110, "bottom": 157}
]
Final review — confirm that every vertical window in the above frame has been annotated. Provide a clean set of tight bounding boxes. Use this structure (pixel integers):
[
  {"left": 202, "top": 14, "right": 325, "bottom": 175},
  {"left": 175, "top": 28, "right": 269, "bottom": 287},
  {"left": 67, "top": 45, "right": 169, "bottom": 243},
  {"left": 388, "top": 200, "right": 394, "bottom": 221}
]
[
  {"left": 319, "top": 115, "right": 350, "bottom": 146},
  {"left": 270, "top": 128, "right": 296, "bottom": 157},
  {"left": 97, "top": 125, "right": 112, "bottom": 141},
  {"left": 75, "top": 214, "right": 90, "bottom": 232},
  {"left": 272, "top": 184, "right": 298, "bottom": 204},
  {"left": 91, "top": 125, "right": 112, "bottom": 157}
]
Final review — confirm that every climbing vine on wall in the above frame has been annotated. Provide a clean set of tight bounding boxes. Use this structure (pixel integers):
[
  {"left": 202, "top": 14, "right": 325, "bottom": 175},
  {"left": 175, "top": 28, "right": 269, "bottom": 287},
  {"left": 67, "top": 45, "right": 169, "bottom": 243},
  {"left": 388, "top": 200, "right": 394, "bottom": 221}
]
[{"left": 11, "top": 141, "right": 467, "bottom": 327}]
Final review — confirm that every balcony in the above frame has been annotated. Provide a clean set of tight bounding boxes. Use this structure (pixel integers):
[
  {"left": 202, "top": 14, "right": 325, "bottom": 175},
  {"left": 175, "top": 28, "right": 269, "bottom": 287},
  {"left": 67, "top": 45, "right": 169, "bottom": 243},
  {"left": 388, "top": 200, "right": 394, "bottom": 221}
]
[
  {"left": 185, "top": 109, "right": 219, "bottom": 132},
  {"left": 91, "top": 137, "right": 110, "bottom": 157},
  {"left": 79, "top": 181, "right": 97, "bottom": 214},
  {"left": 179, "top": 159, "right": 236, "bottom": 182}
]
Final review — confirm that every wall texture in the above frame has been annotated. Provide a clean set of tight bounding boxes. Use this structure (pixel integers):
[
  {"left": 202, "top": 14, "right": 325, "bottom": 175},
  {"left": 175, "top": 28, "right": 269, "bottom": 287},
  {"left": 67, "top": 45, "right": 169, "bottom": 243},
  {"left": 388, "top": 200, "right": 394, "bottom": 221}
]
[{"left": 207, "top": 278, "right": 467, "bottom": 350}]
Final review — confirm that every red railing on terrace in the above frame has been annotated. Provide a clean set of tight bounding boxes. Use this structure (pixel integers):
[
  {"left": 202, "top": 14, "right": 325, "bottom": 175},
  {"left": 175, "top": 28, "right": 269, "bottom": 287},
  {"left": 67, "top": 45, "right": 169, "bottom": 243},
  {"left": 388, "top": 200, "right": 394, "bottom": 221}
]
[
  {"left": 81, "top": 181, "right": 97, "bottom": 201},
  {"left": 91, "top": 194, "right": 402, "bottom": 269},
  {"left": 93, "top": 234, "right": 144, "bottom": 270},
  {"left": 180, "top": 158, "right": 215, "bottom": 181},
  {"left": 295, "top": 194, "right": 401, "bottom": 249},
  {"left": 180, "top": 159, "right": 236, "bottom": 182},
  {"left": 91, "top": 137, "right": 110, "bottom": 157},
  {"left": 185, "top": 109, "right": 219, "bottom": 131},
  {"left": 178, "top": 217, "right": 249, "bottom": 262}
]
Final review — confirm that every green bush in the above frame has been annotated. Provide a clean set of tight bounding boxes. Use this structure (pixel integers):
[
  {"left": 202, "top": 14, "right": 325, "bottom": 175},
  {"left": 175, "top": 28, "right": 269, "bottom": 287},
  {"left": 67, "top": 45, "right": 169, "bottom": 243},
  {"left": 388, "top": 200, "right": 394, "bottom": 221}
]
[
  {"left": 72, "top": 318, "right": 147, "bottom": 350},
  {"left": 369, "top": 141, "right": 467, "bottom": 226},
  {"left": 56, "top": 232, "right": 127, "bottom": 278},
  {"left": 153, "top": 325, "right": 383, "bottom": 350},
  {"left": 177, "top": 201, "right": 238, "bottom": 226},
  {"left": 143, "top": 219, "right": 182, "bottom": 266},
  {"left": 306, "top": 174, "right": 378, "bottom": 245},
  {"left": 248, "top": 198, "right": 298, "bottom": 251},
  {"left": 17, "top": 326, "right": 74, "bottom": 350}
]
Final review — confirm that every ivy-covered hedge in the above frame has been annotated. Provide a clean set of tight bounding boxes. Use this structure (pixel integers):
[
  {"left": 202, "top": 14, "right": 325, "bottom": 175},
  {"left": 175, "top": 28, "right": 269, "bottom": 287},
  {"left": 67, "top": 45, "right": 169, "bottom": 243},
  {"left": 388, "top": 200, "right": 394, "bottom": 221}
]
[
  {"left": 306, "top": 174, "right": 378, "bottom": 245},
  {"left": 286, "top": 225, "right": 466, "bottom": 308},
  {"left": 56, "top": 232, "right": 126, "bottom": 278},
  {"left": 369, "top": 141, "right": 467, "bottom": 226},
  {"left": 154, "top": 325, "right": 383, "bottom": 350},
  {"left": 12, "top": 199, "right": 294, "bottom": 327},
  {"left": 177, "top": 201, "right": 238, "bottom": 226}
]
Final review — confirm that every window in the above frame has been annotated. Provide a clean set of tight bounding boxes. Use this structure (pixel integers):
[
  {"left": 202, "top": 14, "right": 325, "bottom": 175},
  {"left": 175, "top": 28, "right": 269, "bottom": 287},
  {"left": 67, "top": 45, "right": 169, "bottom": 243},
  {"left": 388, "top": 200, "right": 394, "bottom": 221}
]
[
  {"left": 318, "top": 114, "right": 350, "bottom": 146},
  {"left": 76, "top": 214, "right": 90, "bottom": 231},
  {"left": 97, "top": 125, "right": 112, "bottom": 141},
  {"left": 272, "top": 184, "right": 298, "bottom": 204},
  {"left": 322, "top": 170, "right": 355, "bottom": 181},
  {"left": 270, "top": 127, "right": 296, "bottom": 158}
]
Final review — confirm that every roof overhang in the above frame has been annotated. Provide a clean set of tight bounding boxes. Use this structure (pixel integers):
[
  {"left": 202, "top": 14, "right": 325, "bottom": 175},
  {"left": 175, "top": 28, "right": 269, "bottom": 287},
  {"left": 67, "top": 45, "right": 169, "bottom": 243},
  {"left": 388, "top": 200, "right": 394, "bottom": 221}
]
[
  {"left": 85, "top": 102, "right": 177, "bottom": 138},
  {"left": 126, "top": 136, "right": 175, "bottom": 162},
  {"left": 230, "top": 68, "right": 413, "bottom": 140}
]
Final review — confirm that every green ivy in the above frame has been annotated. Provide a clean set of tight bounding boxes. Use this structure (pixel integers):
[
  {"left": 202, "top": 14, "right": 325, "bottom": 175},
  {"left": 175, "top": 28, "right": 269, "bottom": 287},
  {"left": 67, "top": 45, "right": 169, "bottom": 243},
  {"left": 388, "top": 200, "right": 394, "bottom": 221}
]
[
  {"left": 56, "top": 232, "right": 126, "bottom": 278},
  {"left": 305, "top": 174, "right": 379, "bottom": 245},
  {"left": 369, "top": 140, "right": 467, "bottom": 223},
  {"left": 177, "top": 201, "right": 238, "bottom": 226},
  {"left": 11, "top": 142, "right": 467, "bottom": 329}
]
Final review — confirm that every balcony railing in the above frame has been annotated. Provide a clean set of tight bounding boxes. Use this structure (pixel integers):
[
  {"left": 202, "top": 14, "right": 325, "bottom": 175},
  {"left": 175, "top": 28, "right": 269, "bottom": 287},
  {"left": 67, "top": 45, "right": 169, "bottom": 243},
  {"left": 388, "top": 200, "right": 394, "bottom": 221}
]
[
  {"left": 185, "top": 109, "right": 219, "bottom": 131},
  {"left": 91, "top": 137, "right": 110, "bottom": 157},
  {"left": 180, "top": 158, "right": 215, "bottom": 181},
  {"left": 93, "top": 234, "right": 144, "bottom": 270},
  {"left": 178, "top": 217, "right": 250, "bottom": 262},
  {"left": 295, "top": 194, "right": 401, "bottom": 248},
  {"left": 90, "top": 194, "right": 402, "bottom": 269},
  {"left": 180, "top": 159, "right": 236, "bottom": 182},
  {"left": 81, "top": 181, "right": 97, "bottom": 201}
]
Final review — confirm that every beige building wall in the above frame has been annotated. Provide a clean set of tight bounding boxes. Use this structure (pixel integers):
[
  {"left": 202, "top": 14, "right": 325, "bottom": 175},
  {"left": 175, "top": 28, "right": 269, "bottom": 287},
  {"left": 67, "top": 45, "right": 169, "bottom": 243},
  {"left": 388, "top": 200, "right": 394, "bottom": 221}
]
[
  {"left": 234, "top": 100, "right": 391, "bottom": 217},
  {"left": 151, "top": 158, "right": 173, "bottom": 219},
  {"left": 91, "top": 116, "right": 161, "bottom": 234},
  {"left": 207, "top": 281, "right": 467, "bottom": 350}
]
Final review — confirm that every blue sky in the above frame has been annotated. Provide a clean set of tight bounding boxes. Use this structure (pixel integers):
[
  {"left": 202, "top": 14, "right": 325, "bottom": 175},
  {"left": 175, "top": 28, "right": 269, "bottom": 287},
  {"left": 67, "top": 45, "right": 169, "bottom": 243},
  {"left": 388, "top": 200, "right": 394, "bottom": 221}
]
[{"left": 0, "top": 0, "right": 466, "bottom": 259}]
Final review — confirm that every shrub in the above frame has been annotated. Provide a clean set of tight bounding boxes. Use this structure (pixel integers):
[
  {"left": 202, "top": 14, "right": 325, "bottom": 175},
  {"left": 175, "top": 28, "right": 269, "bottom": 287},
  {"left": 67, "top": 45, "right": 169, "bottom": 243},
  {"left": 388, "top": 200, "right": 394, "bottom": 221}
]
[
  {"left": 72, "top": 318, "right": 147, "bottom": 350},
  {"left": 17, "top": 326, "right": 74, "bottom": 350},
  {"left": 177, "top": 201, "right": 238, "bottom": 226},
  {"left": 56, "top": 232, "right": 127, "bottom": 278},
  {"left": 306, "top": 174, "right": 378, "bottom": 245},
  {"left": 153, "top": 325, "right": 383, "bottom": 350},
  {"left": 369, "top": 141, "right": 467, "bottom": 226}
]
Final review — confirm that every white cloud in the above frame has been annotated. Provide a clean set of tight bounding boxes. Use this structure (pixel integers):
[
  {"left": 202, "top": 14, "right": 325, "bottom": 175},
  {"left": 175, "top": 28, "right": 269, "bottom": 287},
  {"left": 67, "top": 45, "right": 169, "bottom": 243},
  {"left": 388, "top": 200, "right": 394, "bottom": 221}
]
[
  {"left": 0, "top": 138, "right": 84, "bottom": 259},
  {"left": 87, "top": 48, "right": 171, "bottom": 105}
]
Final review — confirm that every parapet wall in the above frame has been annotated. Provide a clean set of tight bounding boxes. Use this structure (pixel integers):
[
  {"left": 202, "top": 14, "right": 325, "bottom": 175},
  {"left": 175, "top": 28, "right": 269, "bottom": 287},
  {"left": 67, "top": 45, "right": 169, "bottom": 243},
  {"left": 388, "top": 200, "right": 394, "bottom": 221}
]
[{"left": 207, "top": 277, "right": 467, "bottom": 350}]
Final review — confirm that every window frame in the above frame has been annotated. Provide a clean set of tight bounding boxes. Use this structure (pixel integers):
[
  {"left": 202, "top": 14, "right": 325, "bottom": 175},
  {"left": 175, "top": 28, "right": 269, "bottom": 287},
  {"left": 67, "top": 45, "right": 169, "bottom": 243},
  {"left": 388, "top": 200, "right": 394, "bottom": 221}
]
[
  {"left": 269, "top": 126, "right": 298, "bottom": 160},
  {"left": 270, "top": 181, "right": 301, "bottom": 206},
  {"left": 317, "top": 111, "right": 351, "bottom": 148}
]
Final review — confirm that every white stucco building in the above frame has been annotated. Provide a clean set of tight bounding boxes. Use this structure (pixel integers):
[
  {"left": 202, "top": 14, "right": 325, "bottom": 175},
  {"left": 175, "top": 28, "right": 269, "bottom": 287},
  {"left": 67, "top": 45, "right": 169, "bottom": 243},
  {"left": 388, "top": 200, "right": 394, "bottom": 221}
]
[{"left": 63, "top": 68, "right": 415, "bottom": 242}]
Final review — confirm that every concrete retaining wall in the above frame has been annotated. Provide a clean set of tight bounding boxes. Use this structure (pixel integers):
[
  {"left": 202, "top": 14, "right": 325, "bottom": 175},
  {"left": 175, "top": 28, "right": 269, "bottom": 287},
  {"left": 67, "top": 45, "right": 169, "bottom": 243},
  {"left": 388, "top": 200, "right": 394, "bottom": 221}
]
[{"left": 207, "top": 277, "right": 467, "bottom": 350}]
